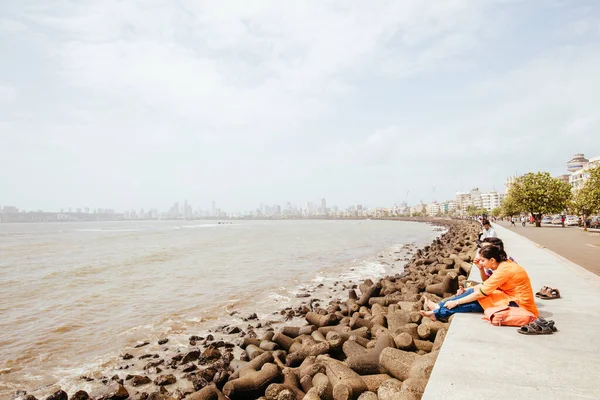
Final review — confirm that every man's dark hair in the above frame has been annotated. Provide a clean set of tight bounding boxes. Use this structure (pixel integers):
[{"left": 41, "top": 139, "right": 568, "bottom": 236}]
[
  {"left": 482, "top": 237, "right": 504, "bottom": 251},
  {"left": 482, "top": 219, "right": 491, "bottom": 226},
  {"left": 480, "top": 245, "right": 508, "bottom": 262}
]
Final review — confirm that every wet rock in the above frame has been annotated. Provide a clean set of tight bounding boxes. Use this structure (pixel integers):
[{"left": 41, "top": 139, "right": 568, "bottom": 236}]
[
  {"left": 70, "top": 391, "right": 90, "bottom": 400},
  {"left": 180, "top": 350, "right": 200, "bottom": 364},
  {"left": 189, "top": 335, "right": 203, "bottom": 341},
  {"left": 157, "top": 338, "right": 169, "bottom": 345},
  {"left": 246, "top": 313, "right": 258, "bottom": 320},
  {"left": 22, "top": 396, "right": 38, "bottom": 400},
  {"left": 45, "top": 390, "right": 67, "bottom": 400},
  {"left": 131, "top": 375, "right": 152, "bottom": 386},
  {"left": 143, "top": 360, "right": 164, "bottom": 370},
  {"left": 225, "top": 326, "right": 241, "bottom": 334},
  {"left": 134, "top": 341, "right": 150, "bottom": 348},
  {"left": 122, "top": 353, "right": 134, "bottom": 360},
  {"left": 139, "top": 354, "right": 157, "bottom": 360},
  {"left": 92, "top": 383, "right": 129, "bottom": 400},
  {"left": 182, "top": 363, "right": 197, "bottom": 373},
  {"left": 154, "top": 374, "right": 177, "bottom": 386},
  {"left": 200, "top": 347, "right": 221, "bottom": 363}
]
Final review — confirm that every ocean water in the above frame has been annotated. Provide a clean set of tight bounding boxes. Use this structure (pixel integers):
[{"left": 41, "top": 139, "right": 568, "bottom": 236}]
[{"left": 0, "top": 219, "right": 440, "bottom": 397}]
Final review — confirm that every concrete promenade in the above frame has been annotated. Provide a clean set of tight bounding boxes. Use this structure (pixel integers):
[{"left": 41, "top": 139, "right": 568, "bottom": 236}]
[{"left": 422, "top": 224, "right": 600, "bottom": 400}]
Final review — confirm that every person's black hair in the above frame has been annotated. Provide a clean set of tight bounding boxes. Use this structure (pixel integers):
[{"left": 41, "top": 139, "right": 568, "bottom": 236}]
[
  {"left": 482, "top": 237, "right": 504, "bottom": 251},
  {"left": 480, "top": 245, "right": 508, "bottom": 262},
  {"left": 482, "top": 219, "right": 491, "bottom": 226}
]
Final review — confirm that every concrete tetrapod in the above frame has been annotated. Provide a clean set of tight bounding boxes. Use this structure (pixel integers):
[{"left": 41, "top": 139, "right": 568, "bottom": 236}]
[
  {"left": 345, "top": 333, "right": 394, "bottom": 375},
  {"left": 230, "top": 351, "right": 274, "bottom": 380},
  {"left": 264, "top": 368, "right": 305, "bottom": 400},
  {"left": 379, "top": 347, "right": 438, "bottom": 382},
  {"left": 424, "top": 272, "right": 458, "bottom": 298},
  {"left": 222, "top": 363, "right": 280, "bottom": 399},
  {"left": 185, "top": 385, "right": 228, "bottom": 400},
  {"left": 318, "top": 356, "right": 368, "bottom": 400}
]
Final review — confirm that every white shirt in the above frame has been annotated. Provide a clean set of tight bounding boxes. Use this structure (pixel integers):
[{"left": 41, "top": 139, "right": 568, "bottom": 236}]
[{"left": 481, "top": 227, "right": 497, "bottom": 239}]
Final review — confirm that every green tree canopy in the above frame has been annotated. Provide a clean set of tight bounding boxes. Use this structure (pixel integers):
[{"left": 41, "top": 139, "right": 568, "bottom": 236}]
[
  {"left": 490, "top": 207, "right": 502, "bottom": 217},
  {"left": 569, "top": 164, "right": 600, "bottom": 230},
  {"left": 507, "top": 172, "right": 572, "bottom": 226},
  {"left": 499, "top": 194, "right": 522, "bottom": 217}
]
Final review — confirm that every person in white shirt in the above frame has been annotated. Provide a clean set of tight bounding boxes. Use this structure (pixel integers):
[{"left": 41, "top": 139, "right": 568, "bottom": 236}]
[{"left": 480, "top": 219, "right": 497, "bottom": 239}]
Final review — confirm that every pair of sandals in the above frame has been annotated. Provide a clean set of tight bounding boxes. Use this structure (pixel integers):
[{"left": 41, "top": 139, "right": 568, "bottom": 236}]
[
  {"left": 518, "top": 317, "right": 557, "bottom": 335},
  {"left": 535, "top": 286, "right": 561, "bottom": 300}
]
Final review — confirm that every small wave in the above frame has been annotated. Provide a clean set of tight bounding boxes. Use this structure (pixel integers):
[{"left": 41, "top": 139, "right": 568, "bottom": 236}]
[{"left": 75, "top": 229, "right": 141, "bottom": 232}]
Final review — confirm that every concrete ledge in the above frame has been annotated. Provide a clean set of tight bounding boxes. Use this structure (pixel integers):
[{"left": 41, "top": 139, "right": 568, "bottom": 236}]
[{"left": 422, "top": 224, "right": 600, "bottom": 400}]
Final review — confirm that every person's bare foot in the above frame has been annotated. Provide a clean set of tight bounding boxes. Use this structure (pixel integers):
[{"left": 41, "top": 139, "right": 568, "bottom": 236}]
[
  {"left": 420, "top": 310, "right": 437, "bottom": 321},
  {"left": 423, "top": 296, "right": 440, "bottom": 312}
]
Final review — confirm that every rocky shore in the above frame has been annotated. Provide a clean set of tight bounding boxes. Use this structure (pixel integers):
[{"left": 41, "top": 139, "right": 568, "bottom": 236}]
[{"left": 14, "top": 219, "right": 480, "bottom": 400}]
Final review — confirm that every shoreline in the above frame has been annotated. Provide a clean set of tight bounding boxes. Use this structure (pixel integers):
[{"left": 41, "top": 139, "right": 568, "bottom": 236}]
[{"left": 10, "top": 218, "right": 480, "bottom": 400}]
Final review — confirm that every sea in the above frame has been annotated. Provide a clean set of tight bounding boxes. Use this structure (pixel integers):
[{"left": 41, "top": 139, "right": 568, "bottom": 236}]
[{"left": 0, "top": 219, "right": 441, "bottom": 398}]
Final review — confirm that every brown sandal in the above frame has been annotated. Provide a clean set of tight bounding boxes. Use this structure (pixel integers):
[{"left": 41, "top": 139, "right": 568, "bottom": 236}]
[
  {"left": 539, "top": 288, "right": 561, "bottom": 300},
  {"left": 535, "top": 286, "right": 551, "bottom": 298}
]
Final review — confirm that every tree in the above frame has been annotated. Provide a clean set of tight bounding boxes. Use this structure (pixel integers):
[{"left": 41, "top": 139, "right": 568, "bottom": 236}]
[
  {"left": 507, "top": 172, "right": 572, "bottom": 227},
  {"left": 490, "top": 207, "right": 502, "bottom": 217},
  {"left": 500, "top": 194, "right": 522, "bottom": 218},
  {"left": 569, "top": 164, "right": 600, "bottom": 230}
]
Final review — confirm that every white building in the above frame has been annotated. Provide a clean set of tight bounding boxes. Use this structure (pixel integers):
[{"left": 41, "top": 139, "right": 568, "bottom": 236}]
[
  {"left": 455, "top": 192, "right": 472, "bottom": 211},
  {"left": 569, "top": 155, "right": 600, "bottom": 191},
  {"left": 426, "top": 202, "right": 441, "bottom": 216},
  {"left": 481, "top": 191, "right": 503, "bottom": 211}
]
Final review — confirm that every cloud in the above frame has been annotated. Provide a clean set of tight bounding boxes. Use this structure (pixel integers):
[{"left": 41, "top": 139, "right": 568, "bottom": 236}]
[{"left": 1, "top": 0, "right": 600, "bottom": 211}]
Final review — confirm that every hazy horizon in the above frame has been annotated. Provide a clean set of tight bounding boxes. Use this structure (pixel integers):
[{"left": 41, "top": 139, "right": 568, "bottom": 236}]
[{"left": 2, "top": 1, "right": 600, "bottom": 212}]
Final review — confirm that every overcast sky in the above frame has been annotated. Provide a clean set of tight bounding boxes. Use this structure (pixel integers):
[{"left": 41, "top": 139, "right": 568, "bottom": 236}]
[{"left": 1, "top": 0, "right": 600, "bottom": 212}]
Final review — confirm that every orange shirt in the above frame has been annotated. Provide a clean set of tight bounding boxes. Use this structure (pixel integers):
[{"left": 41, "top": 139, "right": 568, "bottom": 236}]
[{"left": 477, "top": 260, "right": 539, "bottom": 317}]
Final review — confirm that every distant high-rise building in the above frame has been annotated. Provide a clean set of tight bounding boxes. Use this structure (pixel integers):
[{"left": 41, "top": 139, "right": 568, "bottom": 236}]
[
  {"left": 211, "top": 201, "right": 216, "bottom": 217},
  {"left": 321, "top": 198, "right": 327, "bottom": 215}
]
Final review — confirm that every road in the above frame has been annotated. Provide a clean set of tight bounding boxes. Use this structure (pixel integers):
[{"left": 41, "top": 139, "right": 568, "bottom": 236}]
[{"left": 495, "top": 220, "right": 600, "bottom": 276}]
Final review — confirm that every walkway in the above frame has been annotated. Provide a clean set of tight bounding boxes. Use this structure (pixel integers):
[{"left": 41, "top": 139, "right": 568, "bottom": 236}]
[
  {"left": 422, "top": 224, "right": 600, "bottom": 400},
  {"left": 496, "top": 220, "right": 600, "bottom": 276}
]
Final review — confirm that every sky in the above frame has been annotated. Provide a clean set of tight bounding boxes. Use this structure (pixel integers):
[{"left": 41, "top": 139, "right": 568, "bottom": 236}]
[{"left": 1, "top": 0, "right": 600, "bottom": 213}]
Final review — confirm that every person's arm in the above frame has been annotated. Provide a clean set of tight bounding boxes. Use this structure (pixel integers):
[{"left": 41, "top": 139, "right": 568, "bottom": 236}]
[
  {"left": 473, "top": 255, "right": 489, "bottom": 282},
  {"left": 445, "top": 284, "right": 486, "bottom": 308},
  {"left": 446, "top": 266, "right": 511, "bottom": 309}
]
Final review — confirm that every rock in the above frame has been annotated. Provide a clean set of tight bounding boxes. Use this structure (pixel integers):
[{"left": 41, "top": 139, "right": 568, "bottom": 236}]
[
  {"left": 92, "top": 383, "right": 129, "bottom": 400},
  {"left": 70, "top": 391, "right": 90, "bottom": 400},
  {"left": 180, "top": 350, "right": 200, "bottom": 364},
  {"left": 131, "top": 375, "right": 152, "bottom": 386},
  {"left": 134, "top": 341, "right": 150, "bottom": 348},
  {"left": 189, "top": 335, "right": 204, "bottom": 341},
  {"left": 247, "top": 313, "right": 258, "bottom": 320},
  {"left": 143, "top": 360, "right": 164, "bottom": 370},
  {"left": 139, "top": 354, "right": 157, "bottom": 360},
  {"left": 22, "top": 396, "right": 38, "bottom": 400},
  {"left": 122, "top": 353, "right": 134, "bottom": 360},
  {"left": 225, "top": 326, "right": 241, "bottom": 334},
  {"left": 157, "top": 338, "right": 169, "bottom": 345},
  {"left": 296, "top": 293, "right": 310, "bottom": 298},
  {"left": 45, "top": 390, "right": 68, "bottom": 400},
  {"left": 201, "top": 347, "right": 221, "bottom": 362},
  {"left": 154, "top": 374, "right": 177, "bottom": 386},
  {"left": 182, "top": 364, "right": 197, "bottom": 373}
]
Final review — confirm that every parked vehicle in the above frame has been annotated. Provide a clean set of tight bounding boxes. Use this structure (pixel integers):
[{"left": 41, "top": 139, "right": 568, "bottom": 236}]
[
  {"left": 551, "top": 216, "right": 563, "bottom": 225},
  {"left": 541, "top": 216, "right": 553, "bottom": 224},
  {"left": 590, "top": 216, "right": 600, "bottom": 229},
  {"left": 565, "top": 216, "right": 579, "bottom": 226}
]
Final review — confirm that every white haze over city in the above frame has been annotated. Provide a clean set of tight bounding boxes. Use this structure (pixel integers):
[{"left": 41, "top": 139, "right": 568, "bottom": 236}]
[{"left": 1, "top": 0, "right": 600, "bottom": 212}]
